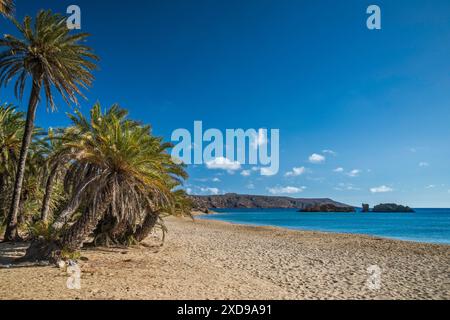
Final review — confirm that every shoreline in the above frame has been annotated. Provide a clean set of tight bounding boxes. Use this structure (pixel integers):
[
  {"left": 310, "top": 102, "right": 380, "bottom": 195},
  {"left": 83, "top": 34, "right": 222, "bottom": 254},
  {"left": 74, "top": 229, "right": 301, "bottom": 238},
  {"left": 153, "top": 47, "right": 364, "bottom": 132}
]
[{"left": 1, "top": 216, "right": 449, "bottom": 299}]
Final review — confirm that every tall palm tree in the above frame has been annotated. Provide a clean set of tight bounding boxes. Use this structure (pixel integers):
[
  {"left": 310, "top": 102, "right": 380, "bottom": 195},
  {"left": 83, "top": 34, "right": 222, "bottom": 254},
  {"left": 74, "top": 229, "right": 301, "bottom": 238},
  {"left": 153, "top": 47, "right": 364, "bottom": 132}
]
[
  {"left": 51, "top": 105, "right": 131, "bottom": 230},
  {"left": 0, "top": 10, "right": 98, "bottom": 241},
  {"left": 0, "top": 0, "right": 14, "bottom": 17},
  {"left": 57, "top": 103, "right": 182, "bottom": 251}
]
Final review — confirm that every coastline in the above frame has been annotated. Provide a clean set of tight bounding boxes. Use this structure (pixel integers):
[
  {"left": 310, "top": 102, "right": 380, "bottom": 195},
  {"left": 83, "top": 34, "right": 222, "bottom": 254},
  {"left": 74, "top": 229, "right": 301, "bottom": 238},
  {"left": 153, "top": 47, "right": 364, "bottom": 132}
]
[{"left": 1, "top": 216, "right": 449, "bottom": 300}]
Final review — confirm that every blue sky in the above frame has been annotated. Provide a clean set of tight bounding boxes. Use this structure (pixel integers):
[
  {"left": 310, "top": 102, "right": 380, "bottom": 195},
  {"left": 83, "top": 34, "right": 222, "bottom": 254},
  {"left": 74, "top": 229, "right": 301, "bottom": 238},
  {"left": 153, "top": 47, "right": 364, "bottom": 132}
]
[{"left": 1, "top": 0, "right": 450, "bottom": 207}]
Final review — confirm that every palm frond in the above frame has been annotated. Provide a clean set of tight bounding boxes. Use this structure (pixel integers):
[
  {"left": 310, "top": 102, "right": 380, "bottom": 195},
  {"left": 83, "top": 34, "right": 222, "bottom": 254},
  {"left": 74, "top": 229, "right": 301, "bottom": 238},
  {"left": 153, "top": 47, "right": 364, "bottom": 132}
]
[{"left": 0, "top": 0, "right": 14, "bottom": 18}]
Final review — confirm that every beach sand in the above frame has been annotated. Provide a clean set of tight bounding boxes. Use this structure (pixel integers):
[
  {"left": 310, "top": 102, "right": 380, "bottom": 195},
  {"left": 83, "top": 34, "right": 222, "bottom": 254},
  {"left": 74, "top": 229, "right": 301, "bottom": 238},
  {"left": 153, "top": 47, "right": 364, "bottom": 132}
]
[{"left": 0, "top": 216, "right": 449, "bottom": 300}]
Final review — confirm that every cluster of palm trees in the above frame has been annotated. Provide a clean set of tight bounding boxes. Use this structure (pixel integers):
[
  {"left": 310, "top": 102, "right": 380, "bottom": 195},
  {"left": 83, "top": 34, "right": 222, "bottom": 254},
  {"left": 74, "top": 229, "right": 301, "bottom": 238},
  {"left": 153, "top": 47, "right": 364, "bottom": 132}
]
[{"left": 0, "top": 7, "right": 192, "bottom": 260}]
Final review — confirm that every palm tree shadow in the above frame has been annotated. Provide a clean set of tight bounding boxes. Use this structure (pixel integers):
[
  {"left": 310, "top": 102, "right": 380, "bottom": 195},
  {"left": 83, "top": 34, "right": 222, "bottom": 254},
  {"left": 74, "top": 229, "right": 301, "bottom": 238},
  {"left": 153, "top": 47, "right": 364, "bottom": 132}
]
[
  {"left": 81, "top": 242, "right": 163, "bottom": 254},
  {"left": 0, "top": 241, "right": 49, "bottom": 268},
  {"left": 140, "top": 242, "right": 163, "bottom": 252},
  {"left": 0, "top": 237, "right": 164, "bottom": 268}
]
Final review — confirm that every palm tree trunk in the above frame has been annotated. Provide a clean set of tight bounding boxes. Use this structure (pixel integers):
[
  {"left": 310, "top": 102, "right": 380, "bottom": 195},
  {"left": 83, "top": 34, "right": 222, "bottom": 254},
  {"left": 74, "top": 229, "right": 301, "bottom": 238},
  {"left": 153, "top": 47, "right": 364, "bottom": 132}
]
[
  {"left": 94, "top": 214, "right": 125, "bottom": 245},
  {"left": 52, "top": 175, "right": 98, "bottom": 230},
  {"left": 133, "top": 211, "right": 158, "bottom": 242},
  {"left": 40, "top": 164, "right": 58, "bottom": 222},
  {"left": 60, "top": 194, "right": 112, "bottom": 251},
  {"left": 0, "top": 172, "right": 5, "bottom": 217},
  {"left": 0, "top": 172, "right": 5, "bottom": 202},
  {"left": 4, "top": 79, "right": 41, "bottom": 242},
  {"left": 17, "top": 190, "right": 28, "bottom": 226}
]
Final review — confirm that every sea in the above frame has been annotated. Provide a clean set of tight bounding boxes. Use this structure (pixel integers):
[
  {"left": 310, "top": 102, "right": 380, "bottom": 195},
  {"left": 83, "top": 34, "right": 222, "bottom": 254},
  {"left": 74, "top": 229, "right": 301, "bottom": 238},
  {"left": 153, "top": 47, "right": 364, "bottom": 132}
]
[{"left": 198, "top": 208, "right": 450, "bottom": 245}]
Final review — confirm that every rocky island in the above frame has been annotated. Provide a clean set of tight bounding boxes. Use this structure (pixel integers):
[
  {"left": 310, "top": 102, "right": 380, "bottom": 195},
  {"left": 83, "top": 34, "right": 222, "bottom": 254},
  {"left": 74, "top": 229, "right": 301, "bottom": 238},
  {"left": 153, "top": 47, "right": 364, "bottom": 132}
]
[
  {"left": 372, "top": 203, "right": 415, "bottom": 213},
  {"left": 298, "top": 203, "right": 355, "bottom": 212}
]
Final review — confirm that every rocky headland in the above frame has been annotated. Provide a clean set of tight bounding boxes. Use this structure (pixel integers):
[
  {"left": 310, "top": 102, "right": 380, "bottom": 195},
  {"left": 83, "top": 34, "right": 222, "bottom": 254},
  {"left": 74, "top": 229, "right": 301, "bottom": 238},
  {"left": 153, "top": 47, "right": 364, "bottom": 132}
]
[{"left": 190, "top": 193, "right": 353, "bottom": 212}]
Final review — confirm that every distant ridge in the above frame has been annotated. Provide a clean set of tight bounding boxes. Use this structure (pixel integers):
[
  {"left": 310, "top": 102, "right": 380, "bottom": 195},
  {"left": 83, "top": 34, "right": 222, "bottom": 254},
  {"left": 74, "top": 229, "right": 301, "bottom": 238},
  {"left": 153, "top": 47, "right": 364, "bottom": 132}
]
[{"left": 190, "top": 193, "right": 353, "bottom": 210}]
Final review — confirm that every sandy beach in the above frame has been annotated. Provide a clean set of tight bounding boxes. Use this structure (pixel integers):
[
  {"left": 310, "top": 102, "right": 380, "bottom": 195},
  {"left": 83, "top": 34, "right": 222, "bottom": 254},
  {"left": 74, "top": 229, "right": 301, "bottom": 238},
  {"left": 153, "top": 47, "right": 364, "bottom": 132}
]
[{"left": 0, "top": 216, "right": 449, "bottom": 300}]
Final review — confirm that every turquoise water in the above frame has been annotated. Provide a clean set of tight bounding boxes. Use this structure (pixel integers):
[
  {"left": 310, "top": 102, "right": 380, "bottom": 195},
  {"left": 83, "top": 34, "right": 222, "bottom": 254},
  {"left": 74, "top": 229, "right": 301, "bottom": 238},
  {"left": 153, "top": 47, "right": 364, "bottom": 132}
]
[{"left": 198, "top": 208, "right": 450, "bottom": 244}]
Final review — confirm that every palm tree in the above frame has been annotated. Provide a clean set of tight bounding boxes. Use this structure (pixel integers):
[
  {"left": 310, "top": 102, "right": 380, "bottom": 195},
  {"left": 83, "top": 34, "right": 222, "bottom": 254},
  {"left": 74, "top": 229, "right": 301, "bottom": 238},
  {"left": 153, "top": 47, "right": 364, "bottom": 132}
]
[
  {"left": 57, "top": 103, "right": 184, "bottom": 251},
  {"left": 91, "top": 130, "right": 190, "bottom": 246},
  {"left": 51, "top": 105, "right": 131, "bottom": 230},
  {"left": 0, "top": 0, "right": 14, "bottom": 17},
  {"left": 0, "top": 10, "right": 98, "bottom": 241},
  {"left": 20, "top": 104, "right": 190, "bottom": 260}
]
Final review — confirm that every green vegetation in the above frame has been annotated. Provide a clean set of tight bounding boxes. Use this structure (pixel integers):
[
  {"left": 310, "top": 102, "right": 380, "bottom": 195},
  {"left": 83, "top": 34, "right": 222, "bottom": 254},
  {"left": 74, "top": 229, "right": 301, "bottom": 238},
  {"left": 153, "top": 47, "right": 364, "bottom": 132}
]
[
  {"left": 0, "top": 10, "right": 192, "bottom": 262},
  {"left": 0, "top": 10, "right": 98, "bottom": 241}
]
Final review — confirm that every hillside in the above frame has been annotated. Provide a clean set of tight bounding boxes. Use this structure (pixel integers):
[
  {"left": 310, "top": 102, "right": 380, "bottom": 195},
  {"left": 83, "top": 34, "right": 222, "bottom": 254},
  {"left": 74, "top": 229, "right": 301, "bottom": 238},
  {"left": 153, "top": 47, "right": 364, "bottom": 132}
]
[{"left": 190, "top": 193, "right": 353, "bottom": 211}]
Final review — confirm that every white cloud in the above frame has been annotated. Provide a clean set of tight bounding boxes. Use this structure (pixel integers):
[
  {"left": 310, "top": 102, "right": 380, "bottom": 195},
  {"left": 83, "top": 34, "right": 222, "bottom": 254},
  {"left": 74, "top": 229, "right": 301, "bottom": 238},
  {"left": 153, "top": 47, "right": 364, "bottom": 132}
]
[
  {"left": 334, "top": 183, "right": 360, "bottom": 191},
  {"left": 246, "top": 183, "right": 255, "bottom": 189},
  {"left": 333, "top": 167, "right": 344, "bottom": 173},
  {"left": 370, "top": 185, "right": 393, "bottom": 193},
  {"left": 196, "top": 177, "right": 221, "bottom": 182},
  {"left": 205, "top": 157, "right": 241, "bottom": 171},
  {"left": 200, "top": 187, "right": 220, "bottom": 195},
  {"left": 186, "top": 188, "right": 192, "bottom": 194},
  {"left": 250, "top": 166, "right": 276, "bottom": 176},
  {"left": 260, "top": 167, "right": 277, "bottom": 176},
  {"left": 285, "top": 166, "right": 306, "bottom": 177},
  {"left": 309, "top": 153, "right": 325, "bottom": 164},
  {"left": 267, "top": 186, "right": 306, "bottom": 194},
  {"left": 240, "top": 170, "right": 251, "bottom": 177},
  {"left": 347, "top": 169, "right": 361, "bottom": 177},
  {"left": 425, "top": 184, "right": 435, "bottom": 189},
  {"left": 322, "top": 149, "right": 337, "bottom": 156},
  {"left": 419, "top": 162, "right": 429, "bottom": 167}
]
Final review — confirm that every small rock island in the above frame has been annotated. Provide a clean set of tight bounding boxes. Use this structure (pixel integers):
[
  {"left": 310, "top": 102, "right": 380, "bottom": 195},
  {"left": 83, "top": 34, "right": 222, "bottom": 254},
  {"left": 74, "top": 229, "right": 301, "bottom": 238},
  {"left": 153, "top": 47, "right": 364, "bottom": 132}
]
[{"left": 298, "top": 203, "right": 355, "bottom": 213}]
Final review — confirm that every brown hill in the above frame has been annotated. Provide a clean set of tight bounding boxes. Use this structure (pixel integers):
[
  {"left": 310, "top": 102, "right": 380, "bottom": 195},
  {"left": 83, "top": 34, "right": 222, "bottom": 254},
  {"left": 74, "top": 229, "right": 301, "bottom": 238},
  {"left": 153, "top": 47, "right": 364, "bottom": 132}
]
[{"left": 190, "top": 193, "right": 353, "bottom": 211}]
